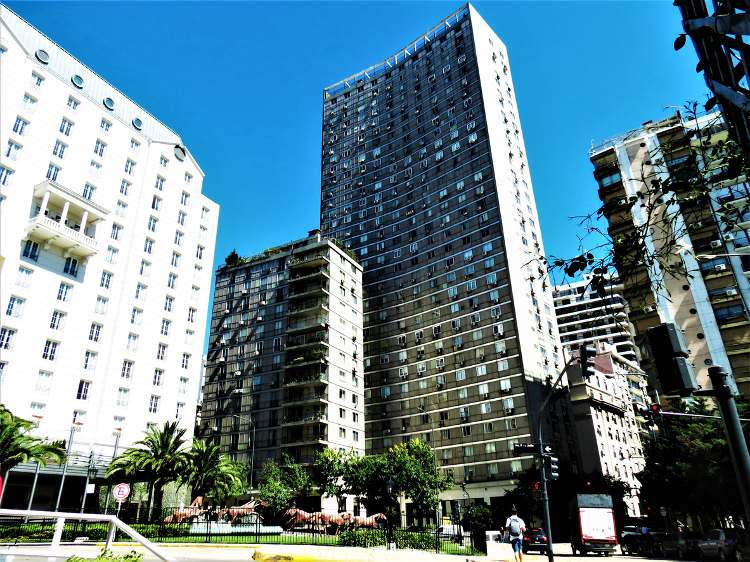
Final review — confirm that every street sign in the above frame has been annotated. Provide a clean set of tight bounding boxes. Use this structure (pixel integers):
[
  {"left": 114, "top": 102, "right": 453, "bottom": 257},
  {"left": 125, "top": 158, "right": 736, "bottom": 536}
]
[
  {"left": 86, "top": 483, "right": 95, "bottom": 494},
  {"left": 112, "top": 483, "right": 130, "bottom": 502},
  {"left": 513, "top": 443, "right": 538, "bottom": 455}
]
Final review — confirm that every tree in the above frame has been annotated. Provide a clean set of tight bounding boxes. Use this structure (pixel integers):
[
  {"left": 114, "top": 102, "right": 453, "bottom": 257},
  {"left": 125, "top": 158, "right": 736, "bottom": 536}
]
[
  {"left": 0, "top": 406, "right": 65, "bottom": 496},
  {"left": 106, "top": 422, "right": 188, "bottom": 520},
  {"left": 343, "top": 439, "right": 451, "bottom": 518},
  {"left": 224, "top": 249, "right": 240, "bottom": 267},
  {"left": 180, "top": 439, "right": 245, "bottom": 503},
  {"left": 637, "top": 397, "right": 749, "bottom": 526},
  {"left": 314, "top": 448, "right": 355, "bottom": 507},
  {"left": 257, "top": 454, "right": 311, "bottom": 524}
]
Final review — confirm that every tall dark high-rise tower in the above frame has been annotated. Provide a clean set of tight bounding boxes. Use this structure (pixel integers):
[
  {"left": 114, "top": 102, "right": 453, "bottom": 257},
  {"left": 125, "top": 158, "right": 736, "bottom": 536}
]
[{"left": 320, "top": 4, "right": 562, "bottom": 504}]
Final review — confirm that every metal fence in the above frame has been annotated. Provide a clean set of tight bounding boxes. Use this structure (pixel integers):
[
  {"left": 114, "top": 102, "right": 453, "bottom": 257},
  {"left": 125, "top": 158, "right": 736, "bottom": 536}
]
[{"left": 0, "top": 506, "right": 482, "bottom": 556}]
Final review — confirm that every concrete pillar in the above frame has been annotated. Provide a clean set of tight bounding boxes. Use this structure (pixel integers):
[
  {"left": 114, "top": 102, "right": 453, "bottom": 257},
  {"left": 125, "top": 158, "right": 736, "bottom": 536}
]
[
  {"left": 39, "top": 191, "right": 51, "bottom": 217},
  {"left": 80, "top": 211, "right": 89, "bottom": 234},
  {"left": 60, "top": 201, "right": 70, "bottom": 225}
]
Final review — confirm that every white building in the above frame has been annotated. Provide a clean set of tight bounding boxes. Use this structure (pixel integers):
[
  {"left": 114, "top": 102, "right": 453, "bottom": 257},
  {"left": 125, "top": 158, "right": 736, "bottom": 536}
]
[{"left": 0, "top": 5, "right": 219, "bottom": 458}]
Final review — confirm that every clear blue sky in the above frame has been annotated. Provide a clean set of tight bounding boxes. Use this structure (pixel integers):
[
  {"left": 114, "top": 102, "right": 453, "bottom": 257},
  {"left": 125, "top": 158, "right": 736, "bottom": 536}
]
[{"left": 10, "top": 1, "right": 707, "bottom": 277}]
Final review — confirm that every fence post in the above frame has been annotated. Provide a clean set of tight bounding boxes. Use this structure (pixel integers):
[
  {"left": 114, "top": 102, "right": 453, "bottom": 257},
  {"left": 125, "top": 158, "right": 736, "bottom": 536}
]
[
  {"left": 52, "top": 516, "right": 65, "bottom": 550},
  {"left": 105, "top": 519, "right": 116, "bottom": 550}
]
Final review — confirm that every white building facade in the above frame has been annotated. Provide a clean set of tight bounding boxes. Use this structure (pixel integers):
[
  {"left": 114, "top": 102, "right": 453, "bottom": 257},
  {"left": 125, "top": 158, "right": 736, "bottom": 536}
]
[{"left": 0, "top": 5, "right": 219, "bottom": 457}]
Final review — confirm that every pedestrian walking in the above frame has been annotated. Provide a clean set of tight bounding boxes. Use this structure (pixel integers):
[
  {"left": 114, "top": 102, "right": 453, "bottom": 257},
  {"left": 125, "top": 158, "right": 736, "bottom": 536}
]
[{"left": 505, "top": 508, "right": 527, "bottom": 562}]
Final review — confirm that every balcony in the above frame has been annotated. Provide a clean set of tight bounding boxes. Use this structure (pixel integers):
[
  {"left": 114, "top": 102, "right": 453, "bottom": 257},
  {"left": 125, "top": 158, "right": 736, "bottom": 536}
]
[
  {"left": 283, "top": 390, "right": 327, "bottom": 405},
  {"left": 283, "top": 371, "right": 329, "bottom": 387},
  {"left": 288, "top": 299, "right": 328, "bottom": 316},
  {"left": 287, "top": 315, "right": 328, "bottom": 334},
  {"left": 288, "top": 281, "right": 329, "bottom": 300},
  {"left": 289, "top": 266, "right": 329, "bottom": 282},
  {"left": 288, "top": 253, "right": 328, "bottom": 269},
  {"left": 285, "top": 344, "right": 328, "bottom": 367},
  {"left": 282, "top": 410, "right": 327, "bottom": 425},
  {"left": 286, "top": 331, "right": 328, "bottom": 350},
  {"left": 25, "top": 181, "right": 108, "bottom": 258}
]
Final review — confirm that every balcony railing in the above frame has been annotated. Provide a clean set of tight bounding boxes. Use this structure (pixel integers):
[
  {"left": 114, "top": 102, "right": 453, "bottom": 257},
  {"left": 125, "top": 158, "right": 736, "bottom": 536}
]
[
  {"left": 26, "top": 214, "right": 98, "bottom": 257},
  {"left": 288, "top": 253, "right": 328, "bottom": 268},
  {"left": 283, "top": 372, "right": 329, "bottom": 386}
]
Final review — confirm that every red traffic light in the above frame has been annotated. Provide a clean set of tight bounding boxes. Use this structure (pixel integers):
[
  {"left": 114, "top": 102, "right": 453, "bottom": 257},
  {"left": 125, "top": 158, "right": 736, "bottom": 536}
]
[
  {"left": 649, "top": 403, "right": 661, "bottom": 413},
  {"left": 533, "top": 482, "right": 541, "bottom": 492}
]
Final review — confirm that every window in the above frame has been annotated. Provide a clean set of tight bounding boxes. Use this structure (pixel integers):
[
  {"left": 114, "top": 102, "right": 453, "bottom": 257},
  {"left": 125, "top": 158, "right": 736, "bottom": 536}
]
[
  {"left": 50, "top": 310, "right": 65, "bottom": 330},
  {"left": 152, "top": 195, "right": 162, "bottom": 210},
  {"left": 153, "top": 369, "right": 163, "bottom": 386},
  {"left": 53, "top": 140, "right": 67, "bottom": 158},
  {"left": 124, "top": 159, "right": 135, "bottom": 174},
  {"left": 179, "top": 376, "right": 189, "bottom": 393},
  {"left": 182, "top": 353, "right": 191, "bottom": 369},
  {"left": 160, "top": 318, "right": 171, "bottom": 336},
  {"left": 22, "top": 240, "right": 39, "bottom": 261},
  {"left": 149, "top": 395, "right": 161, "bottom": 414},
  {"left": 174, "top": 231, "right": 184, "bottom": 246},
  {"left": 111, "top": 223, "right": 123, "bottom": 240},
  {"left": 13, "top": 116, "right": 29, "bottom": 135},
  {"left": 46, "top": 163, "right": 60, "bottom": 181},
  {"left": 94, "top": 139, "right": 106, "bottom": 157},
  {"left": 89, "top": 323, "right": 102, "bottom": 342},
  {"left": 157, "top": 343, "right": 167, "bottom": 360},
  {"left": 23, "top": 93, "right": 37, "bottom": 109},
  {"left": 171, "top": 252, "right": 180, "bottom": 267},
  {"left": 0, "top": 328, "right": 16, "bottom": 350},
  {"left": 131, "top": 138, "right": 140, "bottom": 150},
  {"left": 155, "top": 176, "right": 165, "bottom": 190},
  {"left": 476, "top": 364, "right": 487, "bottom": 376},
  {"left": 101, "top": 119, "right": 111, "bottom": 132},
  {"left": 140, "top": 260, "right": 151, "bottom": 277},
  {"left": 135, "top": 283, "right": 147, "bottom": 300},
  {"left": 180, "top": 191, "right": 190, "bottom": 205},
  {"left": 131, "top": 308, "right": 143, "bottom": 325},
  {"left": 176, "top": 402, "right": 185, "bottom": 419},
  {"left": 57, "top": 282, "right": 72, "bottom": 302},
  {"left": 127, "top": 333, "right": 139, "bottom": 351},
  {"left": 177, "top": 211, "right": 187, "bottom": 225},
  {"left": 95, "top": 296, "right": 109, "bottom": 314},
  {"left": 42, "top": 340, "right": 58, "bottom": 360},
  {"left": 6, "top": 296, "right": 24, "bottom": 318},
  {"left": 117, "top": 387, "right": 130, "bottom": 406},
  {"left": 76, "top": 378, "right": 91, "bottom": 400},
  {"left": 35, "top": 371, "right": 52, "bottom": 393},
  {"left": 0, "top": 165, "right": 14, "bottom": 187},
  {"left": 72, "top": 410, "right": 86, "bottom": 426},
  {"left": 167, "top": 273, "right": 178, "bottom": 289},
  {"left": 120, "top": 180, "right": 131, "bottom": 195},
  {"left": 59, "top": 118, "right": 72, "bottom": 136},
  {"left": 159, "top": 156, "right": 168, "bottom": 167},
  {"left": 188, "top": 308, "right": 196, "bottom": 323},
  {"left": 147, "top": 216, "right": 158, "bottom": 232},
  {"left": 16, "top": 267, "right": 33, "bottom": 287},
  {"left": 82, "top": 183, "right": 96, "bottom": 200},
  {"left": 184, "top": 173, "right": 193, "bottom": 184},
  {"left": 196, "top": 245, "right": 204, "bottom": 260},
  {"left": 164, "top": 295, "right": 174, "bottom": 312},
  {"left": 121, "top": 360, "right": 133, "bottom": 379},
  {"left": 100, "top": 271, "right": 113, "bottom": 289},
  {"left": 144, "top": 238, "right": 154, "bottom": 254},
  {"left": 5, "top": 140, "right": 21, "bottom": 160}
]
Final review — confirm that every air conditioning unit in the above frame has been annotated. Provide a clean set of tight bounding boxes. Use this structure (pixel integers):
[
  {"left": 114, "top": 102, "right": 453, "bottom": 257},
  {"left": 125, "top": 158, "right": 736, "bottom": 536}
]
[
  {"left": 483, "top": 393, "right": 489, "bottom": 399},
  {"left": 723, "top": 233, "right": 735, "bottom": 242},
  {"left": 642, "top": 305, "right": 655, "bottom": 313},
  {"left": 505, "top": 408, "right": 514, "bottom": 415},
  {"left": 726, "top": 288, "right": 739, "bottom": 297},
  {"left": 710, "top": 240, "right": 723, "bottom": 249},
  {"left": 242, "top": 289, "right": 248, "bottom": 295},
  {"left": 234, "top": 370, "right": 242, "bottom": 376},
  {"left": 715, "top": 264, "right": 727, "bottom": 272},
  {"left": 257, "top": 316, "right": 263, "bottom": 321}
]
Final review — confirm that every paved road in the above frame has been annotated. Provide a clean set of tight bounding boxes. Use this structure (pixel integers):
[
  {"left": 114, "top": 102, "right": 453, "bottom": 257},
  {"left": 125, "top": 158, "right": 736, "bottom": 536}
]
[{"left": 0, "top": 542, "right": 697, "bottom": 562}]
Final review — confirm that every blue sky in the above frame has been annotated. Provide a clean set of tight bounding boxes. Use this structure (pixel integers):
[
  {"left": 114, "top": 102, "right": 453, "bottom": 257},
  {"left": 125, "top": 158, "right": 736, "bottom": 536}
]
[{"left": 11, "top": 1, "right": 707, "bottom": 276}]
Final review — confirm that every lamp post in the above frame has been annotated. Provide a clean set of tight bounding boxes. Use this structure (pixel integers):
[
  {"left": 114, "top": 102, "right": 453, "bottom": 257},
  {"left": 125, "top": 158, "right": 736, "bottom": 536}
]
[
  {"left": 104, "top": 428, "right": 122, "bottom": 515},
  {"left": 80, "top": 452, "right": 96, "bottom": 513},
  {"left": 386, "top": 477, "right": 395, "bottom": 550},
  {"left": 55, "top": 423, "right": 81, "bottom": 512}
]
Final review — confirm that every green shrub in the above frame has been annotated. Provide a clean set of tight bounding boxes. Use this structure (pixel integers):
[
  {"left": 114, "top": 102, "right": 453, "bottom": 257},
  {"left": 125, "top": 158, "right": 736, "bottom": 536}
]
[
  {"left": 337, "top": 528, "right": 387, "bottom": 548},
  {"left": 394, "top": 529, "right": 437, "bottom": 551}
]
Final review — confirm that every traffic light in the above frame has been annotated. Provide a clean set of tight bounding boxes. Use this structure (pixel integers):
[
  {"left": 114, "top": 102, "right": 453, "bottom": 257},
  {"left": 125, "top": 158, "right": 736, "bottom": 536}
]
[
  {"left": 532, "top": 481, "right": 541, "bottom": 492},
  {"left": 639, "top": 403, "right": 662, "bottom": 427},
  {"left": 579, "top": 345, "right": 597, "bottom": 379},
  {"left": 544, "top": 456, "right": 560, "bottom": 480},
  {"left": 646, "top": 323, "right": 698, "bottom": 396}
]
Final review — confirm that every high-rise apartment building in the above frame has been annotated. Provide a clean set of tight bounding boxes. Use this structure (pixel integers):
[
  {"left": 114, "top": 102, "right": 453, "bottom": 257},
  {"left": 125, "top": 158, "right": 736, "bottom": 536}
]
[
  {"left": 590, "top": 112, "right": 749, "bottom": 397},
  {"left": 566, "top": 342, "right": 646, "bottom": 517},
  {"left": 553, "top": 274, "right": 639, "bottom": 363},
  {"left": 201, "top": 232, "right": 364, "bottom": 503},
  {"left": 319, "top": 5, "right": 562, "bottom": 504},
  {"left": 0, "top": 5, "right": 219, "bottom": 457}
]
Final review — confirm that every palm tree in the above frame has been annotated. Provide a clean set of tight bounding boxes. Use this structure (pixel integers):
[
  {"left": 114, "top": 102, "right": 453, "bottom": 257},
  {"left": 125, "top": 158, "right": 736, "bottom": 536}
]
[
  {"left": 106, "top": 421, "right": 188, "bottom": 520},
  {"left": 181, "top": 440, "right": 245, "bottom": 503},
  {"left": 0, "top": 406, "right": 65, "bottom": 497}
]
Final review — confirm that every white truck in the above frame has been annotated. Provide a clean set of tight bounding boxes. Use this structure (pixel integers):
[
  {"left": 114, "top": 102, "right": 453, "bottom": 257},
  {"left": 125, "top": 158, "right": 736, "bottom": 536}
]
[{"left": 570, "top": 494, "right": 617, "bottom": 556}]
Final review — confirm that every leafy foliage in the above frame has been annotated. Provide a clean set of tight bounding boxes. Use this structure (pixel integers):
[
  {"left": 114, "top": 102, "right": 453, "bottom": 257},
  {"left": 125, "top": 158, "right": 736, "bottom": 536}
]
[
  {"left": 637, "top": 397, "right": 750, "bottom": 523},
  {"left": 67, "top": 549, "right": 142, "bottom": 562},
  {"left": 257, "top": 454, "right": 311, "bottom": 523},
  {"left": 180, "top": 439, "right": 246, "bottom": 502},
  {"left": 106, "top": 422, "right": 188, "bottom": 519},
  {"left": 0, "top": 405, "right": 65, "bottom": 477}
]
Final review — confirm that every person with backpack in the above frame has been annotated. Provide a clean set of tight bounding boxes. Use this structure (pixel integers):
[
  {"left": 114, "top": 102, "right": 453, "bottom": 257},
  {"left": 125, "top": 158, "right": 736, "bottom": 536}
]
[{"left": 505, "top": 508, "right": 527, "bottom": 562}]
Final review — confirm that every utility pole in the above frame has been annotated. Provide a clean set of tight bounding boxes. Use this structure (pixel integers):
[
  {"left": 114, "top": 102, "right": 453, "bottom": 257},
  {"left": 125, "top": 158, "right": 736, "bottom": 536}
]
[{"left": 707, "top": 367, "right": 750, "bottom": 525}]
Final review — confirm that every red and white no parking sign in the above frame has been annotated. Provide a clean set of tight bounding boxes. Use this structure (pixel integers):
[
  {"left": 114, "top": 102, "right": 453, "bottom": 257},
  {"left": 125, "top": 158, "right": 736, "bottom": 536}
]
[{"left": 112, "top": 483, "right": 131, "bottom": 502}]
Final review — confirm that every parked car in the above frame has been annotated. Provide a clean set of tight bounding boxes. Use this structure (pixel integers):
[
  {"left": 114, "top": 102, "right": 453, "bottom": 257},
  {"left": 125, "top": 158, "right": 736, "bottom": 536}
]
[
  {"left": 657, "top": 530, "right": 703, "bottom": 559},
  {"left": 697, "top": 529, "right": 744, "bottom": 560},
  {"left": 621, "top": 526, "right": 646, "bottom": 555},
  {"left": 523, "top": 528, "right": 549, "bottom": 554}
]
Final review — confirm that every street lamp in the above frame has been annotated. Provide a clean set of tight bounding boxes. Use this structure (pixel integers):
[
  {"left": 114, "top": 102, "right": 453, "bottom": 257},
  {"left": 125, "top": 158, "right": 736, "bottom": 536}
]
[{"left": 386, "top": 477, "right": 395, "bottom": 549}]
